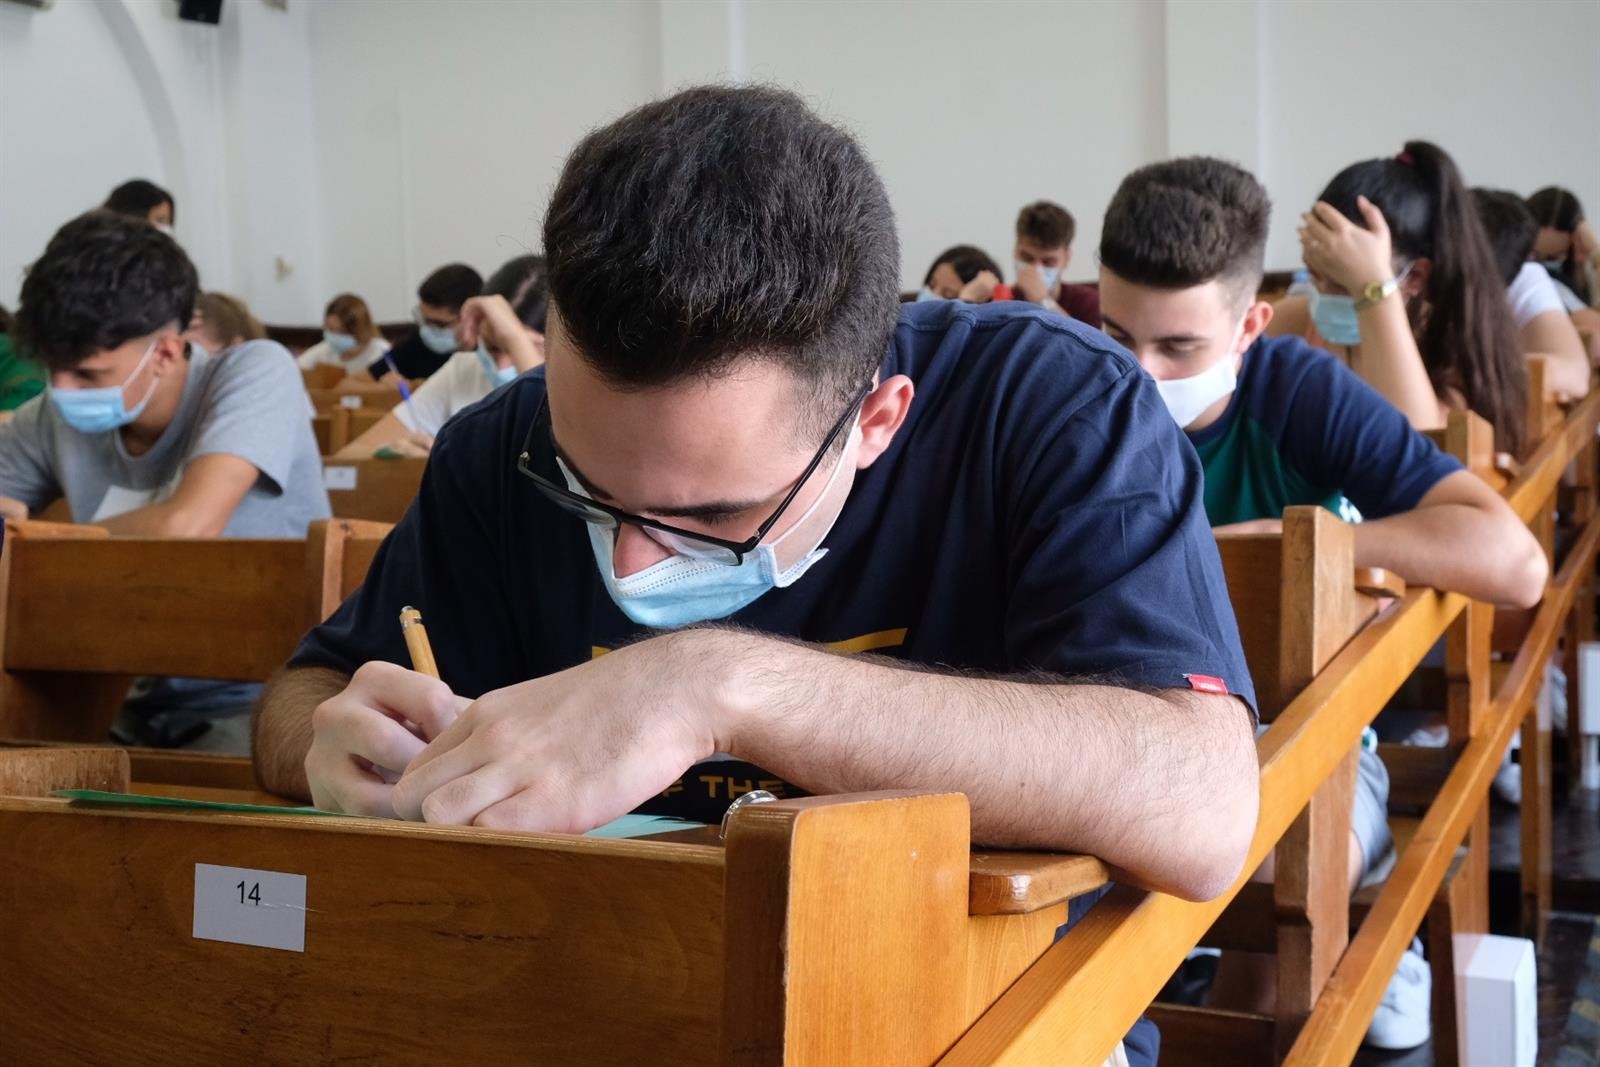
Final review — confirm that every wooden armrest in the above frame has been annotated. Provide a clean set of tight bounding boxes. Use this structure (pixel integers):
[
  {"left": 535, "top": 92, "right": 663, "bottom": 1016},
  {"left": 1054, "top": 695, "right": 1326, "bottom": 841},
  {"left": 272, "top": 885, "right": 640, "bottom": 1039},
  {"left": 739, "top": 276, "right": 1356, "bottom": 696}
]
[
  {"left": 968, "top": 851, "right": 1111, "bottom": 915},
  {"left": 1353, "top": 567, "right": 1405, "bottom": 599}
]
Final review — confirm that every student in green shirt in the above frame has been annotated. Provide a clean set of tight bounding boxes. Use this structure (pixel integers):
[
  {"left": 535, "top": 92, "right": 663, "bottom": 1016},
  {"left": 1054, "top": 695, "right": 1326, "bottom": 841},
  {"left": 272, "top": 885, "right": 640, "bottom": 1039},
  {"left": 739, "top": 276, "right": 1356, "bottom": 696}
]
[{"left": 0, "top": 306, "right": 46, "bottom": 416}]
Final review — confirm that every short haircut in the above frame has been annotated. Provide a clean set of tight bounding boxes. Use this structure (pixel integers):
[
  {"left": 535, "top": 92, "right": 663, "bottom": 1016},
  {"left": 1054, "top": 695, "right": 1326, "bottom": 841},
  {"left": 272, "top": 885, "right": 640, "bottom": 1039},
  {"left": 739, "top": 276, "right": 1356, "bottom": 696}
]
[
  {"left": 542, "top": 85, "right": 900, "bottom": 439},
  {"left": 482, "top": 255, "right": 550, "bottom": 332},
  {"left": 193, "top": 292, "right": 266, "bottom": 345},
  {"left": 1015, "top": 201, "right": 1076, "bottom": 251},
  {"left": 104, "top": 179, "right": 175, "bottom": 223},
  {"left": 416, "top": 264, "right": 483, "bottom": 312},
  {"left": 15, "top": 210, "right": 198, "bottom": 371},
  {"left": 1471, "top": 188, "right": 1539, "bottom": 287},
  {"left": 1099, "top": 156, "right": 1269, "bottom": 303},
  {"left": 325, "top": 293, "right": 379, "bottom": 346},
  {"left": 922, "top": 245, "right": 1003, "bottom": 287}
]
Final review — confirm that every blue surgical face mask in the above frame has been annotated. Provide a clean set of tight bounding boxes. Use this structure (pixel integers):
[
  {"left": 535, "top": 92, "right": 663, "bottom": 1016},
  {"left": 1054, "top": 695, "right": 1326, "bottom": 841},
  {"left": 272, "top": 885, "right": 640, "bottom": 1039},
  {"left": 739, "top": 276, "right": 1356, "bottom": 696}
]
[
  {"left": 324, "top": 330, "right": 357, "bottom": 354},
  {"left": 1015, "top": 259, "right": 1062, "bottom": 292},
  {"left": 1307, "top": 262, "right": 1412, "bottom": 347},
  {"left": 475, "top": 343, "right": 518, "bottom": 388},
  {"left": 560, "top": 424, "right": 858, "bottom": 628},
  {"left": 417, "top": 321, "right": 459, "bottom": 355},
  {"left": 1307, "top": 287, "right": 1362, "bottom": 346},
  {"left": 1540, "top": 258, "right": 1567, "bottom": 272},
  {"left": 49, "top": 336, "right": 163, "bottom": 434},
  {"left": 915, "top": 286, "right": 943, "bottom": 302}
]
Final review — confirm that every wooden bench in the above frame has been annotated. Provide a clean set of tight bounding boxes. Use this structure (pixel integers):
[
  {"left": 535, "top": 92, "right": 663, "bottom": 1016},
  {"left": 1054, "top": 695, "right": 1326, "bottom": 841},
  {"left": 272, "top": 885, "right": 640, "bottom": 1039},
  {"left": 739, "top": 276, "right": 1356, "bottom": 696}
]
[
  {"left": 0, "top": 519, "right": 399, "bottom": 742},
  {"left": 1148, "top": 507, "right": 1406, "bottom": 1061}
]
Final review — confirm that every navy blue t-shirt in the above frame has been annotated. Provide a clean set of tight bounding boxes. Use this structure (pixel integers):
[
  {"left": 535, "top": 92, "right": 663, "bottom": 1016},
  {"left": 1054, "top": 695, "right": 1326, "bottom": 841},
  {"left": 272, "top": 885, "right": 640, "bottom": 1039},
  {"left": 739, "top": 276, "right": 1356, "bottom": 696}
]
[
  {"left": 1188, "top": 334, "right": 1462, "bottom": 526},
  {"left": 293, "top": 301, "right": 1249, "bottom": 1067},
  {"left": 295, "top": 300, "right": 1254, "bottom": 724}
]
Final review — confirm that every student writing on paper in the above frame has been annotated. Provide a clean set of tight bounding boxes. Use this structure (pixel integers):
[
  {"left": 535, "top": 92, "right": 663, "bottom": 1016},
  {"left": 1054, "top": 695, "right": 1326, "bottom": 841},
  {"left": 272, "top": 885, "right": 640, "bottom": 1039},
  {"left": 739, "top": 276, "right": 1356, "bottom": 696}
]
[
  {"left": 254, "top": 89, "right": 1264, "bottom": 1065},
  {"left": 334, "top": 256, "right": 547, "bottom": 459},
  {"left": 0, "top": 211, "right": 331, "bottom": 750},
  {"left": 369, "top": 263, "right": 483, "bottom": 383}
]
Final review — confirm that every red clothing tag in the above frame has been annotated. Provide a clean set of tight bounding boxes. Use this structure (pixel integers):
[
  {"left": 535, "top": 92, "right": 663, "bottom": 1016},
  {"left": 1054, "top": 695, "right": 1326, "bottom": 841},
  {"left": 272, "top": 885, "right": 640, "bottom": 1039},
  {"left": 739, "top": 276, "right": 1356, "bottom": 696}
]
[{"left": 1185, "top": 674, "right": 1228, "bottom": 695}]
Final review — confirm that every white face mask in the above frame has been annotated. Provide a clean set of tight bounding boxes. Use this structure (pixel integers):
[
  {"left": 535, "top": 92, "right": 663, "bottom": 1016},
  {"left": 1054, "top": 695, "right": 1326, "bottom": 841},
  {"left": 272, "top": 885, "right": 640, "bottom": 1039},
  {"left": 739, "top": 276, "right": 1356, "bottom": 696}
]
[{"left": 1154, "top": 320, "right": 1243, "bottom": 429}]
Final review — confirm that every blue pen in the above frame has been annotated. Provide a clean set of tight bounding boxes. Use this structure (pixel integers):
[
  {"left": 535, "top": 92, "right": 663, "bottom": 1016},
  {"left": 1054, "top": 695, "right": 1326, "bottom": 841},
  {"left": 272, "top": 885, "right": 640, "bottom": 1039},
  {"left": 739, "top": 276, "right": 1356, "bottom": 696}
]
[{"left": 384, "top": 353, "right": 422, "bottom": 427}]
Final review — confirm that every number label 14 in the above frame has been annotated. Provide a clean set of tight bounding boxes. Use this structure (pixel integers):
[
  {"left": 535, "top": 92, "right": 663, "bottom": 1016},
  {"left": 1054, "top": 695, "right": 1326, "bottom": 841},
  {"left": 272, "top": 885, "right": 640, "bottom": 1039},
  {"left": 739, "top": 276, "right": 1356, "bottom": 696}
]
[{"left": 193, "top": 863, "right": 307, "bottom": 953}]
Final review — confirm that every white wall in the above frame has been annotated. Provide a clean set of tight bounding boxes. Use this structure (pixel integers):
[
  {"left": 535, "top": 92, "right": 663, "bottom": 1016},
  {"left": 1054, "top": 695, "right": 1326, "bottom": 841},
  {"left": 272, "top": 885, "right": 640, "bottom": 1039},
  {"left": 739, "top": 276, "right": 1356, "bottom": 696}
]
[
  {"left": 0, "top": 0, "right": 321, "bottom": 322},
  {"left": 2, "top": 0, "right": 1596, "bottom": 325},
  {"left": 304, "top": 0, "right": 663, "bottom": 320},
  {"left": 1259, "top": 0, "right": 1600, "bottom": 269}
]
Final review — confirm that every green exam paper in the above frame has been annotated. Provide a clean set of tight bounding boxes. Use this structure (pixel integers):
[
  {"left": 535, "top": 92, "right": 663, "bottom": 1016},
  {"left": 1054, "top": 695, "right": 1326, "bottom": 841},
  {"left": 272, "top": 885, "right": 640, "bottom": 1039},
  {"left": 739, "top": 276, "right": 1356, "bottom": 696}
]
[{"left": 52, "top": 790, "right": 704, "bottom": 838}]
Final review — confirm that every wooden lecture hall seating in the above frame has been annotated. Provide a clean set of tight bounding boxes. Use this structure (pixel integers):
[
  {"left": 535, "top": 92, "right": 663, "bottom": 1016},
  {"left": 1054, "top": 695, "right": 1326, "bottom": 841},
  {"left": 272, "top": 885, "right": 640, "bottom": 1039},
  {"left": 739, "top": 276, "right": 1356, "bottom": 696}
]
[{"left": 0, "top": 362, "right": 1595, "bottom": 1064}]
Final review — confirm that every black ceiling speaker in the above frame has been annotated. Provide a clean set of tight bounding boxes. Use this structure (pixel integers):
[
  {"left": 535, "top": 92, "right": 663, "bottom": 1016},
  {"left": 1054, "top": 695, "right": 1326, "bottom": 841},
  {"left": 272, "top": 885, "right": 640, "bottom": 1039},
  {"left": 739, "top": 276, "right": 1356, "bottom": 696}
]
[{"left": 178, "top": 0, "right": 223, "bottom": 25}]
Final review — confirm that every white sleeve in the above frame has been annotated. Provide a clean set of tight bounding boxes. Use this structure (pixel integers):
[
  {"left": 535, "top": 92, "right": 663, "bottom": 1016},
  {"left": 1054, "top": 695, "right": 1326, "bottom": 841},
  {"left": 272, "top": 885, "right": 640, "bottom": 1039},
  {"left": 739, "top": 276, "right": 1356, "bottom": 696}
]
[
  {"left": 392, "top": 353, "right": 470, "bottom": 435},
  {"left": 1506, "top": 263, "right": 1566, "bottom": 329},
  {"left": 297, "top": 341, "right": 331, "bottom": 370}
]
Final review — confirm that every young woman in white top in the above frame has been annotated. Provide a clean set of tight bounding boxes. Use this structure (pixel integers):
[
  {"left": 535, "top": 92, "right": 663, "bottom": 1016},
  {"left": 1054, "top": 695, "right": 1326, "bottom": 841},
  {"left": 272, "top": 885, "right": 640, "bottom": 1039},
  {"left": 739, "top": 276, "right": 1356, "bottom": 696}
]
[
  {"left": 297, "top": 293, "right": 391, "bottom": 376},
  {"left": 1474, "top": 188, "right": 1594, "bottom": 383},
  {"left": 334, "top": 255, "right": 547, "bottom": 459}
]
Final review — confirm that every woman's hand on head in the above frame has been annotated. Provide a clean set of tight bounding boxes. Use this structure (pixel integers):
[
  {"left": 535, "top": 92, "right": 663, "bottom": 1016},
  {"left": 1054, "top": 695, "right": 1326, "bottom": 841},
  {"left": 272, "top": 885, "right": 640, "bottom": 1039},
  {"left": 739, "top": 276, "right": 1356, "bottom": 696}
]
[{"left": 1299, "top": 196, "right": 1395, "bottom": 293}]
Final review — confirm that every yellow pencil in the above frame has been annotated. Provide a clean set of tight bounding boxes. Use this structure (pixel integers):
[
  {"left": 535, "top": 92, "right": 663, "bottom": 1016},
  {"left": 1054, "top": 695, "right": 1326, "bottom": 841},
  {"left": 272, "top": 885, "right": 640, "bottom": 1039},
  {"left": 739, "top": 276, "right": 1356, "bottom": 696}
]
[{"left": 398, "top": 605, "right": 440, "bottom": 679}]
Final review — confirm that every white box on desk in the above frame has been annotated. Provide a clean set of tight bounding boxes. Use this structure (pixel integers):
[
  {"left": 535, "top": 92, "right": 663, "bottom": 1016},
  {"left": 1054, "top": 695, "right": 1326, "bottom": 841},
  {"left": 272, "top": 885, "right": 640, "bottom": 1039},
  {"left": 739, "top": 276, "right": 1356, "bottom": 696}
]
[{"left": 1455, "top": 932, "right": 1537, "bottom": 1067}]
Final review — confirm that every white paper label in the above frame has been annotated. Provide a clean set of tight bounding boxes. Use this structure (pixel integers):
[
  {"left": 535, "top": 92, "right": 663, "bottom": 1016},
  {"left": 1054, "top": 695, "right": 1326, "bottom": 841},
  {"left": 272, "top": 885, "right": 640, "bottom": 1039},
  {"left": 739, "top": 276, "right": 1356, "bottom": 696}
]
[
  {"left": 339, "top": 394, "right": 363, "bottom": 409},
  {"left": 323, "top": 466, "right": 358, "bottom": 491},
  {"left": 192, "top": 863, "right": 307, "bottom": 952}
]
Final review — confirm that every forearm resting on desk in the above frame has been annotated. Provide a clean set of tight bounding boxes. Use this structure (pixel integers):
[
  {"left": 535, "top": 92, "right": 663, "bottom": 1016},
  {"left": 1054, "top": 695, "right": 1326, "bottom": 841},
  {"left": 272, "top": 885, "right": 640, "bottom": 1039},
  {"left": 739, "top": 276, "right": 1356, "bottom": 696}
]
[{"left": 715, "top": 632, "right": 1260, "bottom": 902}]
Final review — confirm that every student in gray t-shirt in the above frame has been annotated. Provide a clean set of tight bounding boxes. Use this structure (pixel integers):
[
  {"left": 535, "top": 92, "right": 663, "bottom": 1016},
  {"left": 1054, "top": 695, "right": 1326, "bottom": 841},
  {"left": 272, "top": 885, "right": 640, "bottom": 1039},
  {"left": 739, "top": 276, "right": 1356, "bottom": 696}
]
[{"left": 0, "top": 211, "right": 331, "bottom": 750}]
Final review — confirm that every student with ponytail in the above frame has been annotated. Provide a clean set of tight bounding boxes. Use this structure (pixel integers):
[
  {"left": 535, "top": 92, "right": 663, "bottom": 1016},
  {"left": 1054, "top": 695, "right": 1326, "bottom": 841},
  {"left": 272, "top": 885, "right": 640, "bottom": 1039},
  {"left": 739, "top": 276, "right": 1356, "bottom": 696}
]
[{"left": 1269, "top": 141, "right": 1538, "bottom": 456}]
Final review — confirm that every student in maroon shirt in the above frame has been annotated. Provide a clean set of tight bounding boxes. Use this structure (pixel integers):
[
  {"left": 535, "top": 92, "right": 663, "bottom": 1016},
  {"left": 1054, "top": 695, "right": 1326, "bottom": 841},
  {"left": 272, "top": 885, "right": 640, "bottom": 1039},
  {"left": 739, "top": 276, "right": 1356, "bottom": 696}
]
[{"left": 1013, "top": 200, "right": 1103, "bottom": 328}]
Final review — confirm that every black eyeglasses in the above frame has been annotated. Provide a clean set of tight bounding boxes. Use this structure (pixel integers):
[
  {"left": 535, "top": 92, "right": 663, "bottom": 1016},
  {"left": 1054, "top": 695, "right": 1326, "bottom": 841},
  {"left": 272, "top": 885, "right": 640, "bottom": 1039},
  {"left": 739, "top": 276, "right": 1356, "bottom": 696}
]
[{"left": 516, "top": 381, "right": 869, "bottom": 565}]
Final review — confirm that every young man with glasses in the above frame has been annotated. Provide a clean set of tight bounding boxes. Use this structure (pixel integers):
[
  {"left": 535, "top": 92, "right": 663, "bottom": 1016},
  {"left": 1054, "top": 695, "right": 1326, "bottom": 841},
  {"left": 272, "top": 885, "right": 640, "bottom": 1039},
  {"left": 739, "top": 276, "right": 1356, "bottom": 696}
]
[
  {"left": 255, "top": 87, "right": 1261, "bottom": 956},
  {"left": 368, "top": 262, "right": 483, "bottom": 383}
]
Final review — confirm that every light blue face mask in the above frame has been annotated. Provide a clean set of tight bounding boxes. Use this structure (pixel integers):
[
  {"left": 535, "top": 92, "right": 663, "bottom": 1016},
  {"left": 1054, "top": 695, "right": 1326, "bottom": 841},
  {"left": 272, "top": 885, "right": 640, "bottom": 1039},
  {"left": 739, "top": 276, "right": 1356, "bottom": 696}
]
[
  {"left": 324, "top": 330, "right": 357, "bottom": 354},
  {"left": 915, "top": 286, "right": 943, "bottom": 302},
  {"left": 475, "top": 343, "right": 518, "bottom": 388},
  {"left": 417, "top": 321, "right": 459, "bottom": 355},
  {"left": 1540, "top": 258, "right": 1567, "bottom": 272},
  {"left": 1308, "top": 264, "right": 1411, "bottom": 347},
  {"left": 557, "top": 428, "right": 855, "bottom": 628},
  {"left": 1015, "top": 259, "right": 1062, "bottom": 292},
  {"left": 49, "top": 336, "right": 162, "bottom": 434},
  {"left": 1307, "top": 287, "right": 1362, "bottom": 346}
]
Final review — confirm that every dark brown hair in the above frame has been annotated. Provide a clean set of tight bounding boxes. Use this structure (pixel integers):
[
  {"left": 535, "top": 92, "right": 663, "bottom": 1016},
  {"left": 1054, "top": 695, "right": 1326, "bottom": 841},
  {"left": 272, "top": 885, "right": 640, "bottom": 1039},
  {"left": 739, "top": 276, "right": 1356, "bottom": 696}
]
[
  {"left": 1015, "top": 201, "right": 1076, "bottom": 250},
  {"left": 1320, "top": 141, "right": 1527, "bottom": 456}
]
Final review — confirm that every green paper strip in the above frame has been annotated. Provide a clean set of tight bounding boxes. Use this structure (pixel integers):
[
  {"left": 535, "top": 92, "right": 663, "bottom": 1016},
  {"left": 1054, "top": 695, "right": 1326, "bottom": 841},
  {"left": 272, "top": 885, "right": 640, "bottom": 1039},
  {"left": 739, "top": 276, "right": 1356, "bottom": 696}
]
[{"left": 50, "top": 790, "right": 706, "bottom": 839}]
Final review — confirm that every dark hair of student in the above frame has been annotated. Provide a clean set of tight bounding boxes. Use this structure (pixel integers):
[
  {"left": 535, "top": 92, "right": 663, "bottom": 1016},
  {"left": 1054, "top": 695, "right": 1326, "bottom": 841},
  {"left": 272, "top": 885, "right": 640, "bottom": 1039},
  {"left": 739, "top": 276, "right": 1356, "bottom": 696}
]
[
  {"left": 103, "top": 179, "right": 175, "bottom": 224},
  {"left": 1016, "top": 201, "right": 1076, "bottom": 250},
  {"left": 325, "top": 293, "right": 380, "bottom": 347},
  {"left": 921, "top": 245, "right": 1003, "bottom": 287},
  {"left": 1471, "top": 188, "right": 1539, "bottom": 287},
  {"left": 14, "top": 210, "right": 198, "bottom": 372},
  {"left": 1319, "top": 141, "right": 1526, "bottom": 456},
  {"left": 1098, "top": 157, "right": 1269, "bottom": 306},
  {"left": 416, "top": 264, "right": 484, "bottom": 312},
  {"left": 1526, "top": 186, "right": 1590, "bottom": 303},
  {"left": 542, "top": 85, "right": 900, "bottom": 441},
  {"left": 482, "top": 255, "right": 550, "bottom": 332},
  {"left": 0, "top": 304, "right": 10, "bottom": 334},
  {"left": 194, "top": 291, "right": 266, "bottom": 346}
]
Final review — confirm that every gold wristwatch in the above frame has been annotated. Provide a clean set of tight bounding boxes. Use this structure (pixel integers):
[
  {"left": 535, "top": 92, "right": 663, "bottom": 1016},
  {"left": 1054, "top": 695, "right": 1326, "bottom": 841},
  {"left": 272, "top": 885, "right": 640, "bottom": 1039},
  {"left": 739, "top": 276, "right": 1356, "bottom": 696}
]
[{"left": 1353, "top": 275, "right": 1401, "bottom": 311}]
